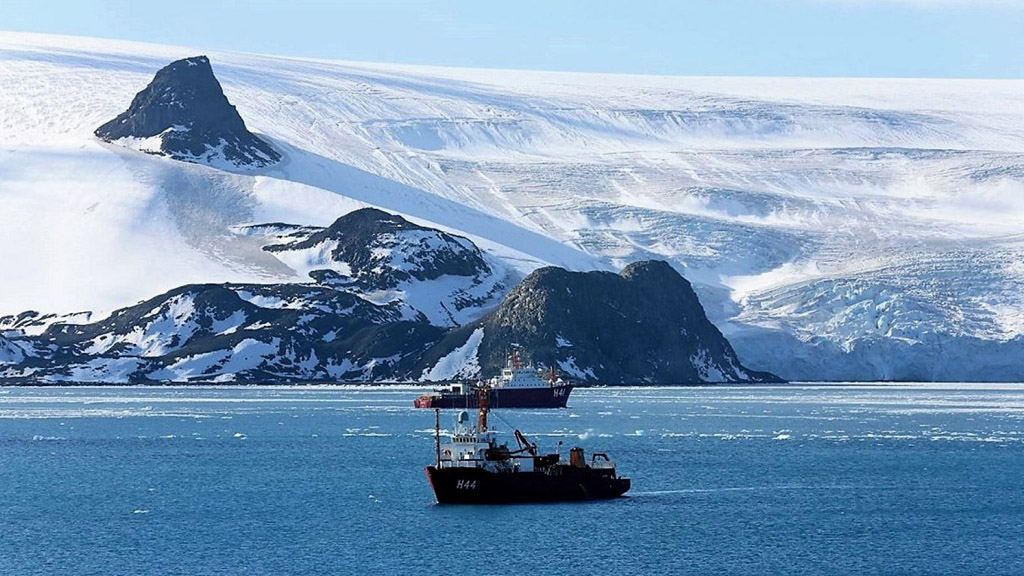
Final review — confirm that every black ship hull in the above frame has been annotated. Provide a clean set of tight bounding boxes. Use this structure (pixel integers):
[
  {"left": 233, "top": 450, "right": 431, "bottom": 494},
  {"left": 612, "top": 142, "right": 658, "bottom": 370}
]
[
  {"left": 415, "top": 384, "right": 573, "bottom": 409},
  {"left": 425, "top": 465, "right": 630, "bottom": 504}
]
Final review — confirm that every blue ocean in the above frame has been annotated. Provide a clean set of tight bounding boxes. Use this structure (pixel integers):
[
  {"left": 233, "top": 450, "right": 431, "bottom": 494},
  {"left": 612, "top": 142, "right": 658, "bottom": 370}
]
[{"left": 1, "top": 385, "right": 1022, "bottom": 575}]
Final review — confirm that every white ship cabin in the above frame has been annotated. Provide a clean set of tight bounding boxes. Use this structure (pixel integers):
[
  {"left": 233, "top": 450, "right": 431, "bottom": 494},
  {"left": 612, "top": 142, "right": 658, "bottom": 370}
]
[
  {"left": 438, "top": 410, "right": 534, "bottom": 473},
  {"left": 436, "top": 382, "right": 473, "bottom": 394},
  {"left": 492, "top": 351, "right": 558, "bottom": 390}
]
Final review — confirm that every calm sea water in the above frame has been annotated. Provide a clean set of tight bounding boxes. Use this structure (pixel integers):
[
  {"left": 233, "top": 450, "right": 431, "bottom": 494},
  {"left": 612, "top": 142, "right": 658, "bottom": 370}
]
[{"left": 1, "top": 384, "right": 1022, "bottom": 575}]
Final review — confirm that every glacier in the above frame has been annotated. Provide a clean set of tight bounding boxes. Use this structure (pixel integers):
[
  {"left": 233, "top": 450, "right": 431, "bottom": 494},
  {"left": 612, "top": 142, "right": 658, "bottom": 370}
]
[{"left": 2, "top": 32, "right": 1024, "bottom": 381}]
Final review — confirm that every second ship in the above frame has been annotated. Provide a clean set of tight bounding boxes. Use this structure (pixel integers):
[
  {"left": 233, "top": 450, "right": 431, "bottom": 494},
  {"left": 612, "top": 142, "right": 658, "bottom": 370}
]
[
  {"left": 425, "top": 388, "right": 630, "bottom": 504},
  {"left": 414, "top": 351, "right": 573, "bottom": 409}
]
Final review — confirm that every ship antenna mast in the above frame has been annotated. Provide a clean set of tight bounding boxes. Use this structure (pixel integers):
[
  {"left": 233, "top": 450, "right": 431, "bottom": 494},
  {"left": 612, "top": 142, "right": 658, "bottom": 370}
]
[{"left": 434, "top": 408, "right": 441, "bottom": 467}]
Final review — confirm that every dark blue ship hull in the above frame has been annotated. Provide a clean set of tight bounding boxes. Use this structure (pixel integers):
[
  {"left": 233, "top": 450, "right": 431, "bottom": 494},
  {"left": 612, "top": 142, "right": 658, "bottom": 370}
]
[{"left": 414, "top": 384, "right": 572, "bottom": 409}]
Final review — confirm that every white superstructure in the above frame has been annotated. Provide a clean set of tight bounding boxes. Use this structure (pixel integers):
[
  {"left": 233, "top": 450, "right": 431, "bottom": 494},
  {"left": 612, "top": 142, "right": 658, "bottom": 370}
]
[
  {"left": 489, "top": 351, "right": 560, "bottom": 390},
  {"left": 436, "top": 409, "right": 535, "bottom": 473}
]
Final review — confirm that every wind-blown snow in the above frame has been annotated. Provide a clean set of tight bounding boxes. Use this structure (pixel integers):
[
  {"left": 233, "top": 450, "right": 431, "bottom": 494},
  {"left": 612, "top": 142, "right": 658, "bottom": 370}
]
[
  {"left": 0, "top": 336, "right": 26, "bottom": 365},
  {"left": 3, "top": 32, "right": 1024, "bottom": 380},
  {"left": 691, "top": 349, "right": 726, "bottom": 383},
  {"left": 1, "top": 311, "right": 98, "bottom": 337},
  {"left": 558, "top": 356, "right": 597, "bottom": 380},
  {"left": 146, "top": 338, "right": 279, "bottom": 382},
  {"left": 420, "top": 327, "right": 484, "bottom": 381},
  {"left": 88, "top": 294, "right": 205, "bottom": 357},
  {"left": 378, "top": 270, "right": 505, "bottom": 327},
  {"left": 271, "top": 239, "right": 353, "bottom": 280}
]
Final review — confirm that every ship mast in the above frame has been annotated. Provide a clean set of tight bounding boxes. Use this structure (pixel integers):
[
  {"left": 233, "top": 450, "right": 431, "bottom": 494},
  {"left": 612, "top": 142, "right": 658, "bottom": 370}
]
[
  {"left": 434, "top": 408, "right": 441, "bottom": 467},
  {"left": 477, "top": 384, "right": 490, "bottom": 432}
]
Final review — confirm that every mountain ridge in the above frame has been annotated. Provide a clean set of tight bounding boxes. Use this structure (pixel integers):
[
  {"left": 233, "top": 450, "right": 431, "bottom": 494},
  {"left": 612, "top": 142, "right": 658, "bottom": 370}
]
[
  {"left": 2, "top": 32, "right": 1023, "bottom": 381},
  {"left": 0, "top": 254, "right": 770, "bottom": 384}
]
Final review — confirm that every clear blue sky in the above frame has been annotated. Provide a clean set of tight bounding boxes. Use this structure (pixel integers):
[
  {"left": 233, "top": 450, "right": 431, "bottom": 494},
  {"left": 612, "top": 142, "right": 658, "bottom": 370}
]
[{"left": 5, "top": 0, "right": 1024, "bottom": 78}]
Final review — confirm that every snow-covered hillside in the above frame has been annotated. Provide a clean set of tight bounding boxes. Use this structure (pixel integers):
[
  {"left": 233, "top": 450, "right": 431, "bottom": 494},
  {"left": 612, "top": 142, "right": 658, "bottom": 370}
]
[
  {"left": 2, "top": 32, "right": 1024, "bottom": 380},
  {"left": 255, "top": 207, "right": 510, "bottom": 327},
  {"left": 2, "top": 282, "right": 443, "bottom": 383}
]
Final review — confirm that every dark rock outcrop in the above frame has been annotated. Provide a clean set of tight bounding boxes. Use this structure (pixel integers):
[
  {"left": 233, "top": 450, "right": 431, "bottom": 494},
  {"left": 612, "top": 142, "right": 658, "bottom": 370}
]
[
  {"left": 419, "top": 260, "right": 779, "bottom": 384},
  {"left": 262, "top": 208, "right": 505, "bottom": 327},
  {"left": 95, "top": 56, "right": 279, "bottom": 168},
  {"left": 6, "top": 283, "right": 441, "bottom": 383}
]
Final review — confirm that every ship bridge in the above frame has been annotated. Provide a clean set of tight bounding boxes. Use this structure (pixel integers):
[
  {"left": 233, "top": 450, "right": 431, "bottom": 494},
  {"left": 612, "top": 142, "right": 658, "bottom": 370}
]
[{"left": 437, "top": 410, "right": 534, "bottom": 473}]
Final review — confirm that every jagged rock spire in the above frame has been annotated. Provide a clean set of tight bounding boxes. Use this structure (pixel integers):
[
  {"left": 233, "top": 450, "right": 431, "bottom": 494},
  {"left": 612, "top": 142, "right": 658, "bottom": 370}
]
[{"left": 95, "top": 56, "right": 280, "bottom": 168}]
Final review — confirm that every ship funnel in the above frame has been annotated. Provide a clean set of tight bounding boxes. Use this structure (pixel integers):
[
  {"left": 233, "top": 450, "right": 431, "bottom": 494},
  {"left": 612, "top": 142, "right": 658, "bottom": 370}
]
[
  {"left": 456, "top": 410, "right": 469, "bottom": 426},
  {"left": 569, "top": 447, "right": 586, "bottom": 468}
]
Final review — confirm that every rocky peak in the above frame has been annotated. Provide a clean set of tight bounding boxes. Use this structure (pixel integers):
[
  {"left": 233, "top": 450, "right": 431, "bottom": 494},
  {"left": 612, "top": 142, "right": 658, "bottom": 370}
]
[
  {"left": 95, "top": 56, "right": 280, "bottom": 168},
  {"left": 421, "top": 260, "right": 779, "bottom": 384},
  {"left": 620, "top": 259, "right": 683, "bottom": 282},
  {"left": 268, "top": 208, "right": 493, "bottom": 289}
]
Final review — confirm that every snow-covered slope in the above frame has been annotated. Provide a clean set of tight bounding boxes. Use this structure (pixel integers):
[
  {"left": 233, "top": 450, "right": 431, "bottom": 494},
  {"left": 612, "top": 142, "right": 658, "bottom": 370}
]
[
  {"left": 0, "top": 32, "right": 598, "bottom": 319},
  {"left": 0, "top": 335, "right": 25, "bottom": 365},
  {"left": 2, "top": 282, "right": 443, "bottom": 383},
  {"left": 255, "top": 208, "right": 509, "bottom": 327},
  {"left": 2, "top": 32, "right": 1024, "bottom": 380}
]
